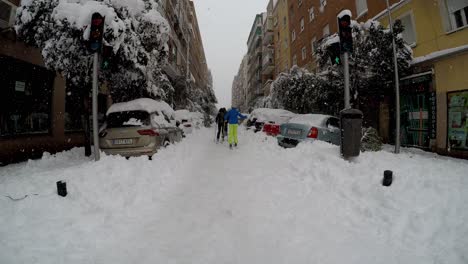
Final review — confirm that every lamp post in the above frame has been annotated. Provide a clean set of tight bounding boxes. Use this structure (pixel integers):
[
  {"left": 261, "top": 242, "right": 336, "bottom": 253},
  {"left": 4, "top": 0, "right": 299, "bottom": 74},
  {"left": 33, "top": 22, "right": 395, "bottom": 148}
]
[{"left": 385, "top": 0, "right": 401, "bottom": 154}]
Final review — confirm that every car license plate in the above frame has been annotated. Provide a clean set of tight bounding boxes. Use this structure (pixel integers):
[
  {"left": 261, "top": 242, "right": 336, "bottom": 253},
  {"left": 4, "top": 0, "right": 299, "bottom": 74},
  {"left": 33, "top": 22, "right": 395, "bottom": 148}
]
[
  {"left": 113, "top": 139, "right": 133, "bottom": 145},
  {"left": 287, "top": 128, "right": 302, "bottom": 136}
]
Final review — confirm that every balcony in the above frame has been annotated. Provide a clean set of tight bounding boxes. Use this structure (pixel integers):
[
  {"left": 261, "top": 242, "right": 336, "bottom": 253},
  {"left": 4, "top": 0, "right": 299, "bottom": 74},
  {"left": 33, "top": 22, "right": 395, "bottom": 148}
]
[{"left": 263, "top": 16, "right": 274, "bottom": 45}]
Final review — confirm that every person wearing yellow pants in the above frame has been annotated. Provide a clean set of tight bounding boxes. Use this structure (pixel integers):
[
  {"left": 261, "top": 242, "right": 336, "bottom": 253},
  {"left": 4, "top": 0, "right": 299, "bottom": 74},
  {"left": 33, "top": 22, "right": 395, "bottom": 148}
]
[
  {"left": 224, "top": 107, "right": 247, "bottom": 149},
  {"left": 228, "top": 123, "right": 238, "bottom": 146}
]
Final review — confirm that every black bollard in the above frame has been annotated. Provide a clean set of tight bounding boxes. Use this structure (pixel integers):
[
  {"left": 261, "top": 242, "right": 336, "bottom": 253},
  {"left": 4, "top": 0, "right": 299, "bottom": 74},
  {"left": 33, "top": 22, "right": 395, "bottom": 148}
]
[
  {"left": 383, "top": 170, "right": 393, "bottom": 187},
  {"left": 57, "top": 181, "right": 67, "bottom": 197}
]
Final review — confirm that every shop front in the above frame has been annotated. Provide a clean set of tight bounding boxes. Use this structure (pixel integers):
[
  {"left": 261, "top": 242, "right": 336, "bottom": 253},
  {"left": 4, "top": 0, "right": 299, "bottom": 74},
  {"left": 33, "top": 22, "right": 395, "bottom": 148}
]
[
  {"left": 447, "top": 90, "right": 468, "bottom": 152},
  {"left": 399, "top": 72, "right": 437, "bottom": 150}
]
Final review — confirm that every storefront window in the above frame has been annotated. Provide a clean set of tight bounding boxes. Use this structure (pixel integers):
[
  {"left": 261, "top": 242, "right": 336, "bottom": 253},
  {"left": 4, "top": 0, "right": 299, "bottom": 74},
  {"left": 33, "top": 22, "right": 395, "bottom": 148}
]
[
  {"left": 448, "top": 90, "right": 468, "bottom": 150},
  {"left": 64, "top": 87, "right": 84, "bottom": 132},
  {"left": 0, "top": 56, "right": 53, "bottom": 136}
]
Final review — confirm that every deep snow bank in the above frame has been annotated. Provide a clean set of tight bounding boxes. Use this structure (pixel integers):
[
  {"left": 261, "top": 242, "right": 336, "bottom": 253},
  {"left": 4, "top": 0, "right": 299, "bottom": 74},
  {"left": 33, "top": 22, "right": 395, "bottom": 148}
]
[{"left": 0, "top": 128, "right": 467, "bottom": 264}]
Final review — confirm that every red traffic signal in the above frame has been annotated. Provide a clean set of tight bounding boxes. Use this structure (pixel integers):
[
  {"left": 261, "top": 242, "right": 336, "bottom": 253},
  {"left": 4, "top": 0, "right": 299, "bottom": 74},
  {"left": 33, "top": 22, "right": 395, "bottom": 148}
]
[
  {"left": 337, "top": 12, "right": 353, "bottom": 53},
  {"left": 89, "top": 13, "right": 105, "bottom": 53}
]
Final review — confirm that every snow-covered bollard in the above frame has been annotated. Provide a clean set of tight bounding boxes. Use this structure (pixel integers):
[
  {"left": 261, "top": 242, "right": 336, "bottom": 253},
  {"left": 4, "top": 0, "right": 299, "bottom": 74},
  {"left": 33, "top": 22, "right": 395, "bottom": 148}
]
[
  {"left": 382, "top": 170, "right": 393, "bottom": 187},
  {"left": 56, "top": 181, "right": 67, "bottom": 197}
]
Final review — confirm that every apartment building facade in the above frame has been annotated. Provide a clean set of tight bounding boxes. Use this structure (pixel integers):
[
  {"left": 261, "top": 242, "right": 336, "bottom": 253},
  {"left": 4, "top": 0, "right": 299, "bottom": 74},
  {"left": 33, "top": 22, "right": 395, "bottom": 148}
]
[
  {"left": 161, "top": 0, "right": 210, "bottom": 108},
  {"left": 376, "top": 0, "right": 468, "bottom": 158},
  {"left": 274, "top": 0, "right": 292, "bottom": 75},
  {"left": 262, "top": 0, "right": 276, "bottom": 96},
  {"left": 246, "top": 14, "right": 265, "bottom": 106}
]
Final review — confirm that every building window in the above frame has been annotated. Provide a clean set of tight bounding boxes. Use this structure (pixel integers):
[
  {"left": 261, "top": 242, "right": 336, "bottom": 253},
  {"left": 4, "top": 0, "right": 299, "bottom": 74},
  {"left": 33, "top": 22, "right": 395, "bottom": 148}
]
[
  {"left": 311, "top": 37, "right": 317, "bottom": 54},
  {"left": 356, "top": 0, "right": 368, "bottom": 17},
  {"left": 302, "top": 46, "right": 307, "bottom": 60},
  {"left": 300, "top": 17, "right": 305, "bottom": 32},
  {"left": 299, "top": 0, "right": 303, "bottom": 6},
  {"left": 447, "top": 90, "right": 468, "bottom": 150},
  {"left": 292, "top": 29, "right": 296, "bottom": 41},
  {"left": 445, "top": 0, "right": 468, "bottom": 30},
  {"left": 398, "top": 13, "right": 417, "bottom": 46},
  {"left": 0, "top": 0, "right": 14, "bottom": 28},
  {"left": 323, "top": 24, "right": 330, "bottom": 36},
  {"left": 0, "top": 56, "right": 54, "bottom": 136},
  {"left": 283, "top": 16, "right": 287, "bottom": 27},
  {"left": 284, "top": 36, "right": 289, "bottom": 48},
  {"left": 293, "top": 54, "right": 297, "bottom": 66},
  {"left": 309, "top": 7, "right": 315, "bottom": 22}
]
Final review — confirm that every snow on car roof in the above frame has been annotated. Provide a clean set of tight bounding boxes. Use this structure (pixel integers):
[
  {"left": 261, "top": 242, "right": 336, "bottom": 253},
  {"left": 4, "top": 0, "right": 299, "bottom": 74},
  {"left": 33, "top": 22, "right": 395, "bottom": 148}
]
[
  {"left": 107, "top": 98, "right": 174, "bottom": 116},
  {"left": 288, "top": 114, "right": 331, "bottom": 127},
  {"left": 250, "top": 108, "right": 296, "bottom": 124}
]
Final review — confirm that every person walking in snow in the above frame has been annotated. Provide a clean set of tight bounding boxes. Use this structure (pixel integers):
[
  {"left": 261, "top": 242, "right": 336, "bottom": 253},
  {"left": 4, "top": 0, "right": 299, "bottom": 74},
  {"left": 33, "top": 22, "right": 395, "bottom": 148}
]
[
  {"left": 224, "top": 106, "right": 247, "bottom": 149},
  {"left": 215, "top": 108, "right": 227, "bottom": 142}
]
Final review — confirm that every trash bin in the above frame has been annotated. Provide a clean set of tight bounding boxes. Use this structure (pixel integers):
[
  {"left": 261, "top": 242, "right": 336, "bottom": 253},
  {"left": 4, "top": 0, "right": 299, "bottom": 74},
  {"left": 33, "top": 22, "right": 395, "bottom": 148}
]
[{"left": 340, "top": 108, "right": 363, "bottom": 158}]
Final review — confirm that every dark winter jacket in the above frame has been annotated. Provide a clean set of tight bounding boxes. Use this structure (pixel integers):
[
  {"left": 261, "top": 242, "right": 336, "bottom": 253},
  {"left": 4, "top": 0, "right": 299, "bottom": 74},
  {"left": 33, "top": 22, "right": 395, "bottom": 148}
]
[
  {"left": 216, "top": 111, "right": 225, "bottom": 125},
  {"left": 224, "top": 108, "right": 247, "bottom": 125}
]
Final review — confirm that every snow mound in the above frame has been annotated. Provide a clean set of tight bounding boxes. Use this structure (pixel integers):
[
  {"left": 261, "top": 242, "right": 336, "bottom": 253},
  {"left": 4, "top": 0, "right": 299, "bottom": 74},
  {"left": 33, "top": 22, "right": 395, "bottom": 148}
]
[{"left": 1, "top": 128, "right": 468, "bottom": 263}]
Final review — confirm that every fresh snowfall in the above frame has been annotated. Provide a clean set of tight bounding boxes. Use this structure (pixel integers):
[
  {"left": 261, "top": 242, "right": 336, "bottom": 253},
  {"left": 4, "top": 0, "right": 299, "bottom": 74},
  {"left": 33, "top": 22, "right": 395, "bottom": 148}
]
[{"left": 1, "top": 128, "right": 468, "bottom": 264}]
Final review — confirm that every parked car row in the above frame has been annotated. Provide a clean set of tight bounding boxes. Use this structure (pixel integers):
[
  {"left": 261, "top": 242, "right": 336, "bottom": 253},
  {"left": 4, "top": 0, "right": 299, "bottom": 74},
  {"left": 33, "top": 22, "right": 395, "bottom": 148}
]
[
  {"left": 245, "top": 108, "right": 341, "bottom": 148},
  {"left": 99, "top": 98, "right": 201, "bottom": 159}
]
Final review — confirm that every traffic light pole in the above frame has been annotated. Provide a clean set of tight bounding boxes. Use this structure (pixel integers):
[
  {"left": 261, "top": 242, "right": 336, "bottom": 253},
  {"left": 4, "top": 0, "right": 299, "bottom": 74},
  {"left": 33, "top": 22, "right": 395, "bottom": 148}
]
[
  {"left": 385, "top": 0, "right": 401, "bottom": 154},
  {"left": 92, "top": 52, "right": 100, "bottom": 161},
  {"left": 343, "top": 52, "right": 351, "bottom": 109}
]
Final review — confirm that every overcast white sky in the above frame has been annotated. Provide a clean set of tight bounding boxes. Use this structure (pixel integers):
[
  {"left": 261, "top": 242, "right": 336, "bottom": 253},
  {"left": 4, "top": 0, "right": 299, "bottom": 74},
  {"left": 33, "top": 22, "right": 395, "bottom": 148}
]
[{"left": 194, "top": 0, "right": 267, "bottom": 108}]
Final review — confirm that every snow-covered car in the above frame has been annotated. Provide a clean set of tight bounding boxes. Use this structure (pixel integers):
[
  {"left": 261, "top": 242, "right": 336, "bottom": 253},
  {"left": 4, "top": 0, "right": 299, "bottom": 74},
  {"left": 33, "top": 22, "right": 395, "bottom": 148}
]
[
  {"left": 190, "top": 111, "right": 204, "bottom": 128},
  {"left": 175, "top": 110, "right": 194, "bottom": 135},
  {"left": 277, "top": 114, "right": 341, "bottom": 148},
  {"left": 246, "top": 108, "right": 296, "bottom": 135},
  {"left": 99, "top": 98, "right": 183, "bottom": 158}
]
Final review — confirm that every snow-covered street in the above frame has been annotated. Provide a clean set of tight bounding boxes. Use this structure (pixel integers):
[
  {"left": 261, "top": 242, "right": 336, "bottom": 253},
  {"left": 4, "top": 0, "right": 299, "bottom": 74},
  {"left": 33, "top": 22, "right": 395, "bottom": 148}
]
[{"left": 1, "top": 127, "right": 468, "bottom": 264}]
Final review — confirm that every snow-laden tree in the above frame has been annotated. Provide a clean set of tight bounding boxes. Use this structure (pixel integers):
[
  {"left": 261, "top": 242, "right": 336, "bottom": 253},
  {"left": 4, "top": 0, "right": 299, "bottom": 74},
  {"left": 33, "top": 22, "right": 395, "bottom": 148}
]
[
  {"left": 316, "top": 19, "right": 413, "bottom": 107},
  {"left": 265, "top": 66, "right": 343, "bottom": 115},
  {"left": 264, "top": 18, "right": 412, "bottom": 117},
  {"left": 15, "top": 0, "right": 172, "bottom": 101}
]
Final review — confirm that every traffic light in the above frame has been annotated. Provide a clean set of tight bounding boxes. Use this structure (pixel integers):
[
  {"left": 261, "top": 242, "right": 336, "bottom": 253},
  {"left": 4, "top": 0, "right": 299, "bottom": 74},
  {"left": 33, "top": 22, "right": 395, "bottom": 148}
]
[
  {"left": 101, "top": 45, "right": 113, "bottom": 70},
  {"left": 338, "top": 12, "right": 353, "bottom": 53},
  {"left": 327, "top": 42, "right": 341, "bottom": 65},
  {"left": 89, "top": 13, "right": 105, "bottom": 53}
]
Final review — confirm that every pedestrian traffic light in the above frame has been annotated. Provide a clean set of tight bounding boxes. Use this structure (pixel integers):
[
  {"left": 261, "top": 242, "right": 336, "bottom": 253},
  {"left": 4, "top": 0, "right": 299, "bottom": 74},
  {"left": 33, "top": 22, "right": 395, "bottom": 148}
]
[
  {"left": 101, "top": 45, "right": 113, "bottom": 70},
  {"left": 327, "top": 42, "right": 341, "bottom": 65},
  {"left": 89, "top": 13, "right": 105, "bottom": 53},
  {"left": 338, "top": 13, "right": 353, "bottom": 53}
]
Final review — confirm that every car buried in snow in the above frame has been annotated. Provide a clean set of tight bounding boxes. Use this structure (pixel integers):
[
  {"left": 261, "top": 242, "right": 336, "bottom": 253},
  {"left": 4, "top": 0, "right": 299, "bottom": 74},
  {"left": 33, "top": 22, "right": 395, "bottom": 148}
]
[
  {"left": 175, "top": 109, "right": 195, "bottom": 136},
  {"left": 277, "top": 114, "right": 341, "bottom": 148},
  {"left": 246, "top": 108, "right": 296, "bottom": 136},
  {"left": 99, "top": 98, "right": 183, "bottom": 158}
]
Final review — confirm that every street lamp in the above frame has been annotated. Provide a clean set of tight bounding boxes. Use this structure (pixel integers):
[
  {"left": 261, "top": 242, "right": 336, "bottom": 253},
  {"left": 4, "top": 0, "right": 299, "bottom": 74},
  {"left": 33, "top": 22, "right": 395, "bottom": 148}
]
[{"left": 385, "top": 0, "right": 401, "bottom": 154}]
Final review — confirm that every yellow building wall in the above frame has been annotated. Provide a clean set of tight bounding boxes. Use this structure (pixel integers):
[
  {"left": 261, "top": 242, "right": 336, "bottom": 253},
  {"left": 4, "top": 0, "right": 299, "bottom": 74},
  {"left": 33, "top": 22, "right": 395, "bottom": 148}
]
[
  {"left": 275, "top": 0, "right": 291, "bottom": 73},
  {"left": 380, "top": 0, "right": 468, "bottom": 156},
  {"left": 379, "top": 0, "right": 468, "bottom": 57},
  {"left": 434, "top": 53, "right": 468, "bottom": 150}
]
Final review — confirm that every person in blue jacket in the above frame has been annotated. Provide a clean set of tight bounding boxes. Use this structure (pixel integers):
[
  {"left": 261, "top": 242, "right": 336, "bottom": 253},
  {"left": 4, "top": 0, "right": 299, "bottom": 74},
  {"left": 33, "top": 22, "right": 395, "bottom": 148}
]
[{"left": 224, "top": 106, "right": 247, "bottom": 149}]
